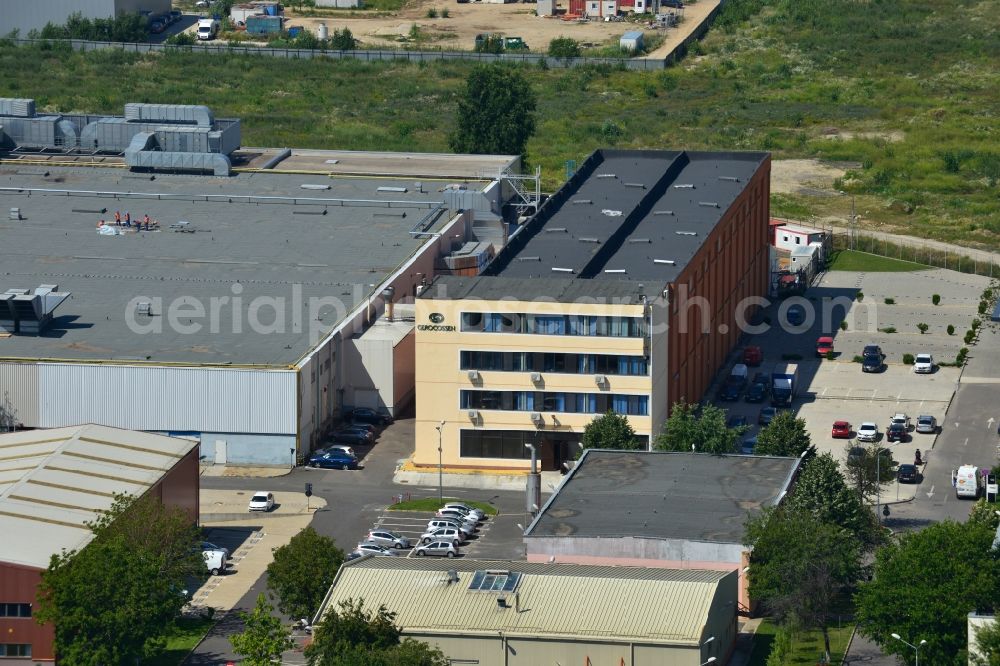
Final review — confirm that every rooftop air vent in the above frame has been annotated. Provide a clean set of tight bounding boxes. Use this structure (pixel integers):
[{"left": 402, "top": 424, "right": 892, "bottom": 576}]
[
  {"left": 545, "top": 227, "right": 568, "bottom": 233},
  {"left": 718, "top": 176, "right": 740, "bottom": 182},
  {"left": 601, "top": 209, "right": 623, "bottom": 217},
  {"left": 654, "top": 259, "right": 676, "bottom": 265},
  {"left": 596, "top": 173, "right": 617, "bottom": 179},
  {"left": 653, "top": 210, "right": 674, "bottom": 216},
  {"left": 551, "top": 267, "right": 574, "bottom": 273},
  {"left": 604, "top": 269, "right": 627, "bottom": 274},
  {"left": 698, "top": 201, "right": 720, "bottom": 208},
  {"left": 572, "top": 199, "right": 592, "bottom": 205},
  {"left": 517, "top": 256, "right": 541, "bottom": 262},
  {"left": 628, "top": 238, "right": 651, "bottom": 244},
  {"left": 0, "top": 284, "right": 71, "bottom": 335},
  {"left": 673, "top": 184, "right": 695, "bottom": 189},
  {"left": 676, "top": 231, "right": 698, "bottom": 236},
  {"left": 578, "top": 237, "right": 601, "bottom": 243},
  {"left": 624, "top": 182, "right": 645, "bottom": 189}
]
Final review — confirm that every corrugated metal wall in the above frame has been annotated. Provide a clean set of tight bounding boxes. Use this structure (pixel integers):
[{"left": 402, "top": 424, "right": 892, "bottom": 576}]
[
  {"left": 0, "top": 362, "right": 40, "bottom": 425},
  {"left": 0, "top": 362, "right": 295, "bottom": 434}
]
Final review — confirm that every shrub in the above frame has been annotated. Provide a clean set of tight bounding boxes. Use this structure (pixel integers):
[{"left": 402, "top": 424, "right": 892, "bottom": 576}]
[
  {"left": 947, "top": 324, "right": 955, "bottom": 335},
  {"left": 965, "top": 330, "right": 975, "bottom": 344},
  {"left": 548, "top": 36, "right": 581, "bottom": 58},
  {"left": 879, "top": 327, "right": 897, "bottom": 334},
  {"left": 884, "top": 297, "right": 895, "bottom": 305},
  {"left": 840, "top": 321, "right": 848, "bottom": 331},
  {"left": 932, "top": 294, "right": 941, "bottom": 305},
  {"left": 852, "top": 355, "right": 864, "bottom": 363},
  {"left": 825, "top": 350, "right": 836, "bottom": 361},
  {"left": 917, "top": 322, "right": 928, "bottom": 334},
  {"left": 441, "top": 7, "right": 449, "bottom": 17},
  {"left": 426, "top": 7, "right": 438, "bottom": 17},
  {"left": 856, "top": 291, "right": 864, "bottom": 302},
  {"left": 166, "top": 32, "right": 195, "bottom": 46},
  {"left": 972, "top": 318, "right": 981, "bottom": 330},
  {"left": 903, "top": 353, "right": 915, "bottom": 365}
]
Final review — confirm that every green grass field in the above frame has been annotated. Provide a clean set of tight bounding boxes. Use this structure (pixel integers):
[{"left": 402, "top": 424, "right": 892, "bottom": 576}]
[
  {"left": 389, "top": 497, "right": 498, "bottom": 515},
  {"left": 748, "top": 620, "right": 854, "bottom": 666},
  {"left": 828, "top": 250, "right": 929, "bottom": 273},
  {"left": 145, "top": 617, "right": 216, "bottom": 666},
  {"left": 1, "top": 0, "right": 997, "bottom": 246}
]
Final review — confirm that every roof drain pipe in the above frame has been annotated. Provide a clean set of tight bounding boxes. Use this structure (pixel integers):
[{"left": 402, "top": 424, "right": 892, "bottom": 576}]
[
  {"left": 259, "top": 148, "right": 291, "bottom": 170},
  {"left": 525, "top": 442, "right": 541, "bottom": 519}
]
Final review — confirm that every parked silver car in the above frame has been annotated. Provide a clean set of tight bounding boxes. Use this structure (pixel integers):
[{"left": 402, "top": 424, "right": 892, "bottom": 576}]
[
  {"left": 915, "top": 414, "right": 938, "bottom": 434},
  {"left": 443, "top": 502, "right": 486, "bottom": 521},
  {"left": 366, "top": 530, "right": 411, "bottom": 549},
  {"left": 355, "top": 542, "right": 398, "bottom": 557},
  {"left": 436, "top": 507, "right": 480, "bottom": 525},
  {"left": 415, "top": 540, "right": 458, "bottom": 558},
  {"left": 426, "top": 518, "right": 475, "bottom": 536},
  {"left": 420, "top": 526, "right": 465, "bottom": 546}
]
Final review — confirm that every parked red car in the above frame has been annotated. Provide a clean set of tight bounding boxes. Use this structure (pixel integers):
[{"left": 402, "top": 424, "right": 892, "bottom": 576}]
[
  {"left": 816, "top": 336, "right": 834, "bottom": 357},
  {"left": 832, "top": 420, "right": 851, "bottom": 439},
  {"left": 743, "top": 346, "right": 763, "bottom": 366}
]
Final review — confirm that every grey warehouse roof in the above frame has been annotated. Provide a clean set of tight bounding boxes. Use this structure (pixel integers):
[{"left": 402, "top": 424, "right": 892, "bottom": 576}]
[
  {"left": 0, "top": 165, "right": 469, "bottom": 365},
  {"left": 486, "top": 149, "right": 768, "bottom": 285},
  {"left": 420, "top": 275, "right": 647, "bottom": 304},
  {"left": 525, "top": 450, "right": 801, "bottom": 544}
]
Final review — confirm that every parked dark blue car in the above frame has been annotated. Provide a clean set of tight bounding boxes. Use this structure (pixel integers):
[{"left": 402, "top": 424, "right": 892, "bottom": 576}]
[
  {"left": 350, "top": 407, "right": 391, "bottom": 426},
  {"left": 308, "top": 450, "right": 358, "bottom": 470},
  {"left": 331, "top": 428, "right": 372, "bottom": 445}
]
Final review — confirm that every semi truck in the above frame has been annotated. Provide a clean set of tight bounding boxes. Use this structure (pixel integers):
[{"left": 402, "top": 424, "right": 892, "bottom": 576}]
[{"left": 771, "top": 363, "right": 799, "bottom": 407}]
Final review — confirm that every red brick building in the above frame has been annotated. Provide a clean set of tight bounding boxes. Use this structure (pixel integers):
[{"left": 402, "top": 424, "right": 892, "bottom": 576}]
[{"left": 0, "top": 425, "right": 199, "bottom": 664}]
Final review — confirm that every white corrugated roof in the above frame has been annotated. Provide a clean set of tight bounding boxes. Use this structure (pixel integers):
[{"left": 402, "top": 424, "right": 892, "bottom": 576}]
[
  {"left": 0, "top": 425, "right": 197, "bottom": 569},
  {"left": 318, "top": 558, "right": 732, "bottom": 645}
]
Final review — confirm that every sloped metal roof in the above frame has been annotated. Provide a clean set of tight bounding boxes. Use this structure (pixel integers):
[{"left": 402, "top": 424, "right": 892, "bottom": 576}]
[
  {"left": 0, "top": 424, "right": 197, "bottom": 569},
  {"left": 317, "top": 558, "right": 733, "bottom": 645}
]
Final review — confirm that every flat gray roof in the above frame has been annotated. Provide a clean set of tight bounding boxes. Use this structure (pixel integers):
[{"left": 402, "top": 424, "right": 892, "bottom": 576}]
[
  {"left": 525, "top": 450, "right": 800, "bottom": 544},
  {"left": 0, "top": 165, "right": 464, "bottom": 365},
  {"left": 487, "top": 149, "right": 768, "bottom": 285}
]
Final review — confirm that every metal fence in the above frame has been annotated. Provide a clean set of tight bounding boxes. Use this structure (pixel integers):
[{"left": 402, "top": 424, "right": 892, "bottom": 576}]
[
  {"left": 7, "top": 36, "right": 674, "bottom": 70},
  {"left": 831, "top": 230, "right": 1000, "bottom": 279}
]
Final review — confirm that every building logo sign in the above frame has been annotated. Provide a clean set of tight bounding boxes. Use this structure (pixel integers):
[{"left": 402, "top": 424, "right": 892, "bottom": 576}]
[{"left": 418, "top": 312, "right": 455, "bottom": 332}]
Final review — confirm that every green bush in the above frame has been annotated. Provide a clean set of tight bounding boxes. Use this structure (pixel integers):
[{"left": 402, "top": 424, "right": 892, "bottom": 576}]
[
  {"left": 972, "top": 318, "right": 981, "bottom": 330},
  {"left": 856, "top": 291, "right": 864, "bottom": 302},
  {"left": 825, "top": 350, "right": 835, "bottom": 361},
  {"left": 840, "top": 321, "right": 848, "bottom": 331},
  {"left": 441, "top": 7, "right": 450, "bottom": 17},
  {"left": 548, "top": 36, "right": 581, "bottom": 58},
  {"left": 426, "top": 7, "right": 438, "bottom": 18},
  {"left": 853, "top": 355, "right": 864, "bottom": 363},
  {"left": 166, "top": 32, "right": 195, "bottom": 46},
  {"left": 879, "top": 327, "right": 897, "bottom": 334},
  {"left": 884, "top": 297, "right": 895, "bottom": 305},
  {"left": 917, "top": 322, "right": 928, "bottom": 334},
  {"left": 947, "top": 324, "right": 955, "bottom": 335},
  {"left": 932, "top": 294, "right": 941, "bottom": 305},
  {"left": 903, "top": 353, "right": 915, "bottom": 365},
  {"left": 965, "top": 330, "right": 975, "bottom": 344}
]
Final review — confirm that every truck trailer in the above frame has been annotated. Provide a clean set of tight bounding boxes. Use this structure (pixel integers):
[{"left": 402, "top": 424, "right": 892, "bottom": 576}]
[{"left": 771, "top": 363, "right": 799, "bottom": 407}]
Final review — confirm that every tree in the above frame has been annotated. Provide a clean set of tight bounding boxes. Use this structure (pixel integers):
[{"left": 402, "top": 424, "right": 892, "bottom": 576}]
[
  {"left": 266, "top": 527, "right": 345, "bottom": 622},
  {"left": 580, "top": 411, "right": 640, "bottom": 453},
  {"left": 855, "top": 520, "right": 1000, "bottom": 664},
  {"left": 0, "top": 391, "right": 17, "bottom": 431},
  {"left": 449, "top": 65, "right": 537, "bottom": 158},
  {"left": 230, "top": 594, "right": 294, "bottom": 666},
  {"left": 969, "top": 498, "right": 1000, "bottom": 530},
  {"left": 306, "top": 599, "right": 448, "bottom": 666},
  {"left": 754, "top": 411, "right": 813, "bottom": 457},
  {"left": 654, "top": 401, "right": 744, "bottom": 454},
  {"left": 745, "top": 507, "right": 861, "bottom": 664},
  {"left": 842, "top": 441, "right": 896, "bottom": 503},
  {"left": 548, "top": 36, "right": 581, "bottom": 58},
  {"left": 973, "top": 620, "right": 1000, "bottom": 666},
  {"left": 36, "top": 493, "right": 205, "bottom": 666},
  {"left": 786, "top": 452, "right": 882, "bottom": 550},
  {"left": 329, "top": 27, "right": 357, "bottom": 50}
]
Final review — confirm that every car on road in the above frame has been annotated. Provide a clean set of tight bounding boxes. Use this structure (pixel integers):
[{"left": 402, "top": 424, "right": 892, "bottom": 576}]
[
  {"left": 913, "top": 353, "right": 934, "bottom": 374},
  {"left": 886, "top": 422, "right": 908, "bottom": 443},
  {"left": 758, "top": 406, "right": 777, "bottom": 426},
  {"left": 786, "top": 305, "right": 806, "bottom": 326},
  {"left": 319, "top": 444, "right": 356, "bottom": 458},
  {"left": 831, "top": 421, "right": 852, "bottom": 439},
  {"left": 415, "top": 541, "right": 459, "bottom": 557},
  {"left": 741, "top": 435, "right": 757, "bottom": 455},
  {"left": 862, "top": 345, "right": 885, "bottom": 373},
  {"left": 201, "top": 541, "right": 230, "bottom": 559},
  {"left": 420, "top": 527, "right": 465, "bottom": 546},
  {"left": 149, "top": 18, "right": 166, "bottom": 33},
  {"left": 169, "top": 9, "right": 182, "bottom": 23},
  {"left": 897, "top": 463, "right": 919, "bottom": 483},
  {"left": 890, "top": 413, "right": 911, "bottom": 431},
  {"left": 436, "top": 508, "right": 480, "bottom": 526},
  {"left": 307, "top": 450, "right": 358, "bottom": 470},
  {"left": 743, "top": 346, "right": 762, "bottom": 366},
  {"left": 345, "top": 422, "right": 377, "bottom": 435},
  {"left": 745, "top": 375, "right": 769, "bottom": 403},
  {"left": 349, "top": 407, "right": 391, "bottom": 426},
  {"left": 857, "top": 422, "right": 879, "bottom": 442},
  {"left": 331, "top": 429, "right": 372, "bottom": 446},
  {"left": 355, "top": 542, "right": 398, "bottom": 557},
  {"left": 916, "top": 415, "right": 938, "bottom": 434},
  {"left": 366, "top": 530, "right": 411, "bottom": 549},
  {"left": 443, "top": 502, "right": 485, "bottom": 521},
  {"left": 719, "top": 380, "right": 743, "bottom": 401},
  {"left": 816, "top": 336, "right": 835, "bottom": 357},
  {"left": 248, "top": 491, "right": 274, "bottom": 512}
]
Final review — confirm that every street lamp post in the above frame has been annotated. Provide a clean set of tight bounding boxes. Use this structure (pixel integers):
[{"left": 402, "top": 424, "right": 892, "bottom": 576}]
[
  {"left": 891, "top": 633, "right": 926, "bottom": 666},
  {"left": 435, "top": 420, "right": 445, "bottom": 503}
]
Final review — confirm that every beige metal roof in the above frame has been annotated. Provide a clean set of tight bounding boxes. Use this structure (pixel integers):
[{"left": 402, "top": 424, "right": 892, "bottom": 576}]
[
  {"left": 318, "top": 558, "right": 732, "bottom": 645},
  {"left": 0, "top": 425, "right": 197, "bottom": 569}
]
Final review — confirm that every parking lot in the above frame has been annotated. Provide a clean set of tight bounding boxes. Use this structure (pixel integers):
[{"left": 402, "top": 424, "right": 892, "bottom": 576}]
[
  {"left": 356, "top": 508, "right": 528, "bottom": 561},
  {"left": 715, "top": 267, "right": 986, "bottom": 497}
]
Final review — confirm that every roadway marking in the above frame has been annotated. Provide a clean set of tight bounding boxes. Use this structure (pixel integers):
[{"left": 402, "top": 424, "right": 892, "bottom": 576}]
[
  {"left": 964, "top": 438, "right": 969, "bottom": 447},
  {"left": 989, "top": 417, "right": 996, "bottom": 431},
  {"left": 926, "top": 485, "right": 935, "bottom": 499}
]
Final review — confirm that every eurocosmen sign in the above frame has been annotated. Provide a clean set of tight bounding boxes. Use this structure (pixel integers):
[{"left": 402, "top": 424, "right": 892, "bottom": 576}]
[{"left": 418, "top": 312, "right": 455, "bottom": 332}]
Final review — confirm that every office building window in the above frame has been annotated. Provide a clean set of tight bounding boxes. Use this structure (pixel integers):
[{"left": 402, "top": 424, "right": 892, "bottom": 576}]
[
  {"left": 460, "top": 312, "right": 643, "bottom": 338},
  {"left": 460, "top": 390, "right": 648, "bottom": 416},
  {"left": 460, "top": 430, "right": 534, "bottom": 460},
  {"left": 461, "top": 351, "right": 647, "bottom": 376},
  {"left": 0, "top": 645, "right": 32, "bottom": 657},
  {"left": 0, "top": 604, "right": 31, "bottom": 618}
]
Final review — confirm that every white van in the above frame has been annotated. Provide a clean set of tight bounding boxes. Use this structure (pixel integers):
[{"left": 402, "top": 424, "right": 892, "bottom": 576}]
[
  {"left": 204, "top": 549, "right": 228, "bottom": 576},
  {"left": 955, "top": 465, "right": 982, "bottom": 499},
  {"left": 197, "top": 18, "right": 220, "bottom": 40}
]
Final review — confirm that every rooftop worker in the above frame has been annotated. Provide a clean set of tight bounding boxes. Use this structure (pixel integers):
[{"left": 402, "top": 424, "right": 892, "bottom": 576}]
[
  {"left": 124, "top": 211, "right": 131, "bottom": 227},
  {"left": 97, "top": 219, "right": 105, "bottom": 228},
  {"left": 114, "top": 210, "right": 121, "bottom": 226},
  {"left": 143, "top": 214, "right": 150, "bottom": 227}
]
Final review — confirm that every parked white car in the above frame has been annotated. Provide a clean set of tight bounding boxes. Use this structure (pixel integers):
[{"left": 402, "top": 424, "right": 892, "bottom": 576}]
[
  {"left": 415, "top": 540, "right": 458, "bottom": 558},
  {"left": 443, "top": 502, "right": 485, "bottom": 521},
  {"left": 436, "top": 508, "right": 480, "bottom": 525},
  {"left": 913, "top": 354, "right": 934, "bottom": 374},
  {"left": 857, "top": 422, "right": 879, "bottom": 442},
  {"left": 248, "top": 491, "right": 274, "bottom": 512},
  {"left": 203, "top": 549, "right": 228, "bottom": 576},
  {"left": 890, "top": 413, "right": 911, "bottom": 430}
]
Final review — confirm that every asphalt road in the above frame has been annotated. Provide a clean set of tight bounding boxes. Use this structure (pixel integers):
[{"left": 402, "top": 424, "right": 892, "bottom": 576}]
[{"left": 187, "top": 420, "right": 530, "bottom": 665}]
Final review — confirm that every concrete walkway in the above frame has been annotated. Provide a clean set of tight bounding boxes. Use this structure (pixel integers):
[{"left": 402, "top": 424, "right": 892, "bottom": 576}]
[
  {"left": 200, "top": 464, "right": 291, "bottom": 478},
  {"left": 394, "top": 464, "right": 567, "bottom": 493}
]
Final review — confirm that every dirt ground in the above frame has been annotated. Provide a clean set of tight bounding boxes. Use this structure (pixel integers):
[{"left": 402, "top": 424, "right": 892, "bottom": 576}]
[
  {"left": 281, "top": 0, "right": 719, "bottom": 57},
  {"left": 770, "top": 158, "right": 853, "bottom": 196}
]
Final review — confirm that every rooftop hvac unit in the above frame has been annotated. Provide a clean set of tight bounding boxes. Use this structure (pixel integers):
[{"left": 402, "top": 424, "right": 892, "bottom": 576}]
[
  {"left": 467, "top": 370, "right": 480, "bottom": 381},
  {"left": 595, "top": 374, "right": 607, "bottom": 387},
  {"left": 136, "top": 301, "right": 152, "bottom": 317},
  {"left": 530, "top": 412, "right": 543, "bottom": 425},
  {"left": 530, "top": 372, "right": 542, "bottom": 383},
  {"left": 467, "top": 410, "right": 480, "bottom": 420}
]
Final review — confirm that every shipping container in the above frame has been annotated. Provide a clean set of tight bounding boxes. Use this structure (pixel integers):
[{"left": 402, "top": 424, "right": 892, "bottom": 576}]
[{"left": 246, "top": 14, "right": 283, "bottom": 34}]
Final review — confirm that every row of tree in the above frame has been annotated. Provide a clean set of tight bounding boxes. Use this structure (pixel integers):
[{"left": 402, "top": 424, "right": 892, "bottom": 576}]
[{"left": 32, "top": 12, "right": 149, "bottom": 43}]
